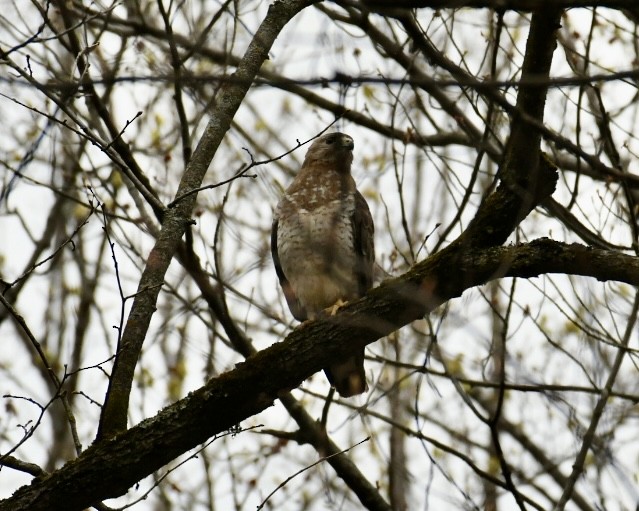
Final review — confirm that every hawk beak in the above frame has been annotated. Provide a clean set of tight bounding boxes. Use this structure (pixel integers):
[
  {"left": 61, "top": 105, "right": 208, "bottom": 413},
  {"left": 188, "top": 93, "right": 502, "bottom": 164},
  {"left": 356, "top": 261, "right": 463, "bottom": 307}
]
[{"left": 341, "top": 137, "right": 354, "bottom": 150}]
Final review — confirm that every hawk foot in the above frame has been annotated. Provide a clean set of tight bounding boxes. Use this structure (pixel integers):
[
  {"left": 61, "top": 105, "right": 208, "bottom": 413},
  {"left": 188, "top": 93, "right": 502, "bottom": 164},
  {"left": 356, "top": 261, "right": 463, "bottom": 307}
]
[{"left": 324, "top": 298, "right": 347, "bottom": 317}]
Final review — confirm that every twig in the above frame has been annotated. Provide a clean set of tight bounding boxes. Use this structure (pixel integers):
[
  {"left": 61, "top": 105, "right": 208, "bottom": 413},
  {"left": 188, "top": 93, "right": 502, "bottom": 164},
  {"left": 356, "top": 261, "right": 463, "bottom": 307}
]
[
  {"left": 105, "top": 111, "right": 143, "bottom": 150},
  {"left": 0, "top": 455, "right": 46, "bottom": 477},
  {"left": 167, "top": 120, "right": 342, "bottom": 208},
  {"left": 256, "top": 437, "right": 370, "bottom": 510},
  {"left": 0, "top": 394, "right": 53, "bottom": 463},
  {"left": 3, "top": 202, "right": 97, "bottom": 291},
  {"left": 0, "top": 294, "right": 84, "bottom": 455},
  {"left": 555, "top": 291, "right": 639, "bottom": 509},
  {"left": 114, "top": 424, "right": 263, "bottom": 510},
  {"left": 320, "top": 388, "right": 335, "bottom": 429}
]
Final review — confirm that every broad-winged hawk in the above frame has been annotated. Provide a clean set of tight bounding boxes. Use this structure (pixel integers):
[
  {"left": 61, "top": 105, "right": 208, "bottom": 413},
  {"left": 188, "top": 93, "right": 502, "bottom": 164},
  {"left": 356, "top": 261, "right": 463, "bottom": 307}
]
[{"left": 271, "top": 132, "right": 375, "bottom": 397}]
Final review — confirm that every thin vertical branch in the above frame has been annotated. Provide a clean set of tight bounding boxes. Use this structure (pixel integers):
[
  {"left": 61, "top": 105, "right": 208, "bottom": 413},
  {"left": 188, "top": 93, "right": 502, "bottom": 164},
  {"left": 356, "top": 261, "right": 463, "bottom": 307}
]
[{"left": 555, "top": 291, "right": 639, "bottom": 510}]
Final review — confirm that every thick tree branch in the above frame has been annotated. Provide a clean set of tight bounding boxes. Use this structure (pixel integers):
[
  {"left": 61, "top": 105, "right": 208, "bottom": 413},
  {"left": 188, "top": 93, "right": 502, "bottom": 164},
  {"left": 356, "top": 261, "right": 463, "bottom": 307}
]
[
  {"left": 2, "top": 239, "right": 638, "bottom": 511},
  {"left": 444, "top": 6, "right": 561, "bottom": 254},
  {"left": 97, "top": 0, "right": 317, "bottom": 440}
]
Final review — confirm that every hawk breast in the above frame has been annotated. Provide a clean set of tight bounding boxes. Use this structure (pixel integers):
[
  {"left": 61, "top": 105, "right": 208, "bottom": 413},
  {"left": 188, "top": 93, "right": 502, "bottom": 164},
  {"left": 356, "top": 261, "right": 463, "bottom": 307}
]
[{"left": 275, "top": 194, "right": 359, "bottom": 319}]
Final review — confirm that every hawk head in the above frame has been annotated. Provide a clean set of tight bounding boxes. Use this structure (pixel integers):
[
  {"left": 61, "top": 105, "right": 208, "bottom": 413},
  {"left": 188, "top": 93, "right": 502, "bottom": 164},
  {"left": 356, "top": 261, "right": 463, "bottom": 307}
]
[{"left": 302, "top": 132, "right": 354, "bottom": 173}]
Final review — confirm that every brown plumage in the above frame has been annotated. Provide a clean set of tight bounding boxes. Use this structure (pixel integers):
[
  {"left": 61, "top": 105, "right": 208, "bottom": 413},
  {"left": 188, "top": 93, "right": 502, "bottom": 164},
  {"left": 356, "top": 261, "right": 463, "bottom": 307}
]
[{"left": 271, "top": 132, "right": 375, "bottom": 397}]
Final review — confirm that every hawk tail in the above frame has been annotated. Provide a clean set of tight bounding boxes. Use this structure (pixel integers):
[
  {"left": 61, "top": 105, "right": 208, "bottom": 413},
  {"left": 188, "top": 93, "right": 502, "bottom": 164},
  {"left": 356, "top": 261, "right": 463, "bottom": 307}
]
[{"left": 324, "top": 350, "right": 367, "bottom": 397}]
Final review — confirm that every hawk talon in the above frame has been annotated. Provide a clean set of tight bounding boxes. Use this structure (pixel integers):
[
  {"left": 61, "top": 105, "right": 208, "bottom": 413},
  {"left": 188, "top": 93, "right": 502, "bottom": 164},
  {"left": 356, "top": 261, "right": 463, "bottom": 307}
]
[{"left": 324, "top": 298, "right": 347, "bottom": 317}]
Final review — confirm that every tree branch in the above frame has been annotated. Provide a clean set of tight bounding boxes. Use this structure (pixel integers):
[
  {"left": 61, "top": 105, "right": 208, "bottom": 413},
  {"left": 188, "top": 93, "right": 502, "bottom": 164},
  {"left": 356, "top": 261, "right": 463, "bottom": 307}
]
[
  {"left": 3, "top": 239, "right": 638, "bottom": 511},
  {"left": 96, "top": 0, "right": 318, "bottom": 440},
  {"left": 178, "top": 245, "right": 393, "bottom": 510}
]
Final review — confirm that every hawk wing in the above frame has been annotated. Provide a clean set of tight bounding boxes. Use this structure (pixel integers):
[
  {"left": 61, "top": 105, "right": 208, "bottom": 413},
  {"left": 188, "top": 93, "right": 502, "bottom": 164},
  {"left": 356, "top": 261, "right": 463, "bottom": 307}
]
[
  {"left": 271, "top": 218, "right": 307, "bottom": 321},
  {"left": 323, "top": 189, "right": 374, "bottom": 397},
  {"left": 353, "top": 190, "right": 375, "bottom": 296}
]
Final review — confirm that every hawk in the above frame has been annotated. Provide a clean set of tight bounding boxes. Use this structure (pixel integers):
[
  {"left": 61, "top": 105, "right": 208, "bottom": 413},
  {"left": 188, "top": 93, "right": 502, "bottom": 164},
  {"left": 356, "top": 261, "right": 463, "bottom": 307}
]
[{"left": 271, "top": 132, "right": 375, "bottom": 397}]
